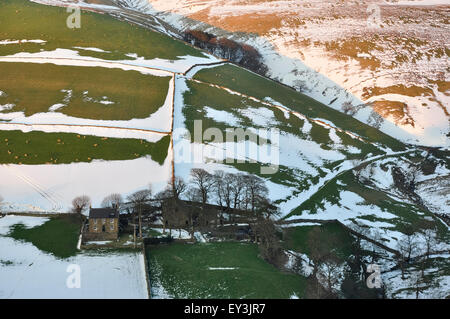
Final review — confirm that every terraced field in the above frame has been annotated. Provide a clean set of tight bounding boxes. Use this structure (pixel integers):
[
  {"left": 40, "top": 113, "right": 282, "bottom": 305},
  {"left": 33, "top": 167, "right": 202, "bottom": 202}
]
[
  {"left": 0, "top": 62, "right": 171, "bottom": 120},
  {"left": 0, "top": 130, "right": 170, "bottom": 165}
]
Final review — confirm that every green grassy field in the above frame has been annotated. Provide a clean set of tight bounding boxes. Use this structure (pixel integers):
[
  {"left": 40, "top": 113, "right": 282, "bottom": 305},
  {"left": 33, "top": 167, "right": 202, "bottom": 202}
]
[
  {"left": 0, "top": 62, "right": 171, "bottom": 120},
  {"left": 193, "top": 64, "right": 406, "bottom": 152},
  {"left": 0, "top": 130, "right": 170, "bottom": 165},
  {"left": 8, "top": 214, "right": 81, "bottom": 258},
  {"left": 283, "top": 223, "right": 355, "bottom": 259},
  {"left": 147, "top": 242, "right": 307, "bottom": 299},
  {"left": 0, "top": 0, "right": 205, "bottom": 60}
]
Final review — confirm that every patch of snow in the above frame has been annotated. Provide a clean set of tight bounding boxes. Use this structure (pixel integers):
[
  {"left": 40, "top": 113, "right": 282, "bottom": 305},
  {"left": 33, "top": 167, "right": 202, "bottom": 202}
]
[
  {"left": 0, "top": 216, "right": 149, "bottom": 298},
  {"left": 48, "top": 104, "right": 65, "bottom": 112},
  {"left": 0, "top": 39, "right": 46, "bottom": 45},
  {"left": 0, "top": 155, "right": 172, "bottom": 212}
]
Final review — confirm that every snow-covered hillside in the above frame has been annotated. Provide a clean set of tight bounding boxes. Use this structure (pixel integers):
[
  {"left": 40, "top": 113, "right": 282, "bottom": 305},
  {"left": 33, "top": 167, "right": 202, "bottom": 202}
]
[{"left": 94, "top": 0, "right": 449, "bottom": 148}]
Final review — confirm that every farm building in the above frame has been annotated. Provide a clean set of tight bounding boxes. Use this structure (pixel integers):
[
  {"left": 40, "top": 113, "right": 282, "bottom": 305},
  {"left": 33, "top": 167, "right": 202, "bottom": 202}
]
[{"left": 84, "top": 207, "right": 119, "bottom": 241}]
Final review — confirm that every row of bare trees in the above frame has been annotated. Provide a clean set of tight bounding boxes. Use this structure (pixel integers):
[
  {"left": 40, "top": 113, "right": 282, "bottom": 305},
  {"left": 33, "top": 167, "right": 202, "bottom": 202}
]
[
  {"left": 183, "top": 30, "right": 268, "bottom": 75},
  {"left": 70, "top": 169, "right": 277, "bottom": 238},
  {"left": 342, "top": 221, "right": 441, "bottom": 299},
  {"left": 154, "top": 168, "right": 278, "bottom": 219}
]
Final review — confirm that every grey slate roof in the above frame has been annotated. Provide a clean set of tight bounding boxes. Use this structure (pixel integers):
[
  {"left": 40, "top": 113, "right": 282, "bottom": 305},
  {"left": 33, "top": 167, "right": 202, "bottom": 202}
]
[{"left": 89, "top": 208, "right": 119, "bottom": 219}]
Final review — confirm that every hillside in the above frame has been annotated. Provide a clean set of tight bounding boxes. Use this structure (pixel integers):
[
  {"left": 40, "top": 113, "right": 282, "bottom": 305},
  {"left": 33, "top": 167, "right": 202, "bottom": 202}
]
[
  {"left": 94, "top": 0, "right": 450, "bottom": 148},
  {"left": 0, "top": 0, "right": 448, "bottom": 299}
]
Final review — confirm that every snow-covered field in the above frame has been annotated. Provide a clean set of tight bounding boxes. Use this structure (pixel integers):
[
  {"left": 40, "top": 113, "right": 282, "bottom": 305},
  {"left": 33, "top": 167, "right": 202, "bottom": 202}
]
[
  {"left": 0, "top": 154, "right": 172, "bottom": 212},
  {"left": 0, "top": 215, "right": 148, "bottom": 298}
]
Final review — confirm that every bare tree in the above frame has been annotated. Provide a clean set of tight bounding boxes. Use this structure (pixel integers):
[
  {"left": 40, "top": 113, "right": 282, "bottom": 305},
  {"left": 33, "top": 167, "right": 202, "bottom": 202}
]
[
  {"left": 408, "top": 269, "right": 427, "bottom": 299},
  {"left": 243, "top": 175, "right": 269, "bottom": 214},
  {"left": 304, "top": 227, "right": 343, "bottom": 299},
  {"left": 397, "top": 231, "right": 419, "bottom": 279},
  {"left": 230, "top": 173, "right": 246, "bottom": 211},
  {"left": 169, "top": 176, "right": 187, "bottom": 200},
  {"left": 155, "top": 177, "right": 187, "bottom": 201},
  {"left": 186, "top": 187, "right": 203, "bottom": 238},
  {"left": 127, "top": 189, "right": 152, "bottom": 204},
  {"left": 255, "top": 197, "right": 279, "bottom": 219},
  {"left": 397, "top": 232, "right": 419, "bottom": 262},
  {"left": 213, "top": 170, "right": 225, "bottom": 207},
  {"left": 307, "top": 227, "right": 341, "bottom": 278},
  {"left": 72, "top": 195, "right": 91, "bottom": 215},
  {"left": 71, "top": 195, "right": 91, "bottom": 223},
  {"left": 155, "top": 177, "right": 188, "bottom": 234},
  {"left": 101, "top": 193, "right": 123, "bottom": 210},
  {"left": 127, "top": 188, "right": 152, "bottom": 239},
  {"left": 369, "top": 229, "right": 385, "bottom": 263},
  {"left": 213, "top": 171, "right": 235, "bottom": 221},
  {"left": 221, "top": 173, "right": 234, "bottom": 210},
  {"left": 319, "top": 255, "right": 342, "bottom": 297},
  {"left": 190, "top": 168, "right": 215, "bottom": 206},
  {"left": 155, "top": 188, "right": 173, "bottom": 201},
  {"left": 252, "top": 217, "right": 285, "bottom": 267},
  {"left": 421, "top": 229, "right": 437, "bottom": 260}
]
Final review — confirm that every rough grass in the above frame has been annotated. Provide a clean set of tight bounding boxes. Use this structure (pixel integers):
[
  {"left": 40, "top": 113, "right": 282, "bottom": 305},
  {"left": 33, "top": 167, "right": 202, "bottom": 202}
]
[
  {"left": 362, "top": 85, "right": 434, "bottom": 99},
  {"left": 8, "top": 214, "right": 81, "bottom": 259},
  {"left": 0, "top": 0, "right": 205, "bottom": 60},
  {"left": 0, "top": 130, "right": 170, "bottom": 165},
  {"left": 0, "top": 62, "right": 171, "bottom": 120},
  {"left": 147, "top": 242, "right": 306, "bottom": 299},
  {"left": 323, "top": 38, "right": 382, "bottom": 70},
  {"left": 194, "top": 64, "right": 406, "bottom": 152}
]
